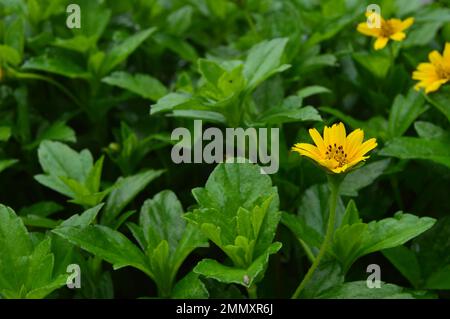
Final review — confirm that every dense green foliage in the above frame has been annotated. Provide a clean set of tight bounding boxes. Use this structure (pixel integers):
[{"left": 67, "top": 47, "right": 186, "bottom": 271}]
[{"left": 0, "top": 0, "right": 449, "bottom": 299}]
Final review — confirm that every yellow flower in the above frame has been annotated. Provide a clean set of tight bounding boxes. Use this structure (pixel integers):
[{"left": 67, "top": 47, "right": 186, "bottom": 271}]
[
  {"left": 292, "top": 123, "right": 377, "bottom": 174},
  {"left": 412, "top": 43, "right": 450, "bottom": 94},
  {"left": 357, "top": 13, "right": 414, "bottom": 50}
]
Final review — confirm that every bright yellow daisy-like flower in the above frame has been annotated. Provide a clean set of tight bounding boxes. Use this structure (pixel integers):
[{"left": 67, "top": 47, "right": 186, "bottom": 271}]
[
  {"left": 357, "top": 13, "right": 414, "bottom": 50},
  {"left": 412, "top": 43, "right": 450, "bottom": 94},
  {"left": 292, "top": 123, "right": 377, "bottom": 174}
]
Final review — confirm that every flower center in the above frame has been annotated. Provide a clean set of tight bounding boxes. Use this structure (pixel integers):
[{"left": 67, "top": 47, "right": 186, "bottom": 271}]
[
  {"left": 380, "top": 21, "right": 394, "bottom": 37},
  {"left": 435, "top": 63, "right": 450, "bottom": 80},
  {"left": 325, "top": 143, "right": 348, "bottom": 167}
]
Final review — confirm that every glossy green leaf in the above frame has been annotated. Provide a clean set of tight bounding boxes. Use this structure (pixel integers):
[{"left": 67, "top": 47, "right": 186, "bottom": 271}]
[
  {"left": 380, "top": 137, "right": 450, "bottom": 168},
  {"left": 102, "top": 71, "right": 168, "bottom": 101},
  {"left": 99, "top": 28, "right": 156, "bottom": 76},
  {"left": 388, "top": 89, "right": 427, "bottom": 138},
  {"left": 194, "top": 242, "right": 281, "bottom": 287},
  {"left": 102, "top": 169, "right": 165, "bottom": 225},
  {"left": 244, "top": 38, "right": 290, "bottom": 90}
]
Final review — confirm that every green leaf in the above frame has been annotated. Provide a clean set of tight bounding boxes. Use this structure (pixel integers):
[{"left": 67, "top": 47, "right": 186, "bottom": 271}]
[
  {"left": 194, "top": 242, "right": 281, "bottom": 287},
  {"left": 425, "top": 265, "right": 450, "bottom": 290},
  {"left": 102, "top": 169, "right": 165, "bottom": 225},
  {"left": 37, "top": 141, "right": 93, "bottom": 182},
  {"left": 26, "top": 121, "right": 76, "bottom": 149},
  {"left": 382, "top": 246, "right": 422, "bottom": 288},
  {"left": 72, "top": 0, "right": 111, "bottom": 40},
  {"left": 21, "top": 215, "right": 60, "bottom": 229},
  {"left": 22, "top": 54, "right": 90, "bottom": 79},
  {"left": 99, "top": 27, "right": 156, "bottom": 76},
  {"left": 257, "top": 104, "right": 322, "bottom": 125},
  {"left": 332, "top": 212, "right": 435, "bottom": 272},
  {"left": 414, "top": 121, "right": 449, "bottom": 141},
  {"left": 141, "top": 190, "right": 188, "bottom": 252},
  {"left": 0, "top": 44, "right": 21, "bottom": 66},
  {"left": 19, "top": 201, "right": 63, "bottom": 218},
  {"left": 35, "top": 141, "right": 108, "bottom": 205},
  {"left": 297, "top": 86, "right": 331, "bottom": 100},
  {"left": 297, "top": 184, "right": 345, "bottom": 240},
  {"left": 124, "top": 190, "right": 208, "bottom": 296},
  {"left": 85, "top": 156, "right": 104, "bottom": 193},
  {"left": 332, "top": 223, "right": 368, "bottom": 271},
  {"left": 198, "top": 59, "right": 226, "bottom": 87},
  {"left": 150, "top": 92, "right": 196, "bottom": 115},
  {"left": 102, "top": 71, "right": 168, "bottom": 101},
  {"left": 353, "top": 52, "right": 391, "bottom": 79},
  {"left": 153, "top": 33, "right": 198, "bottom": 62},
  {"left": 281, "top": 212, "right": 323, "bottom": 250},
  {"left": 52, "top": 225, "right": 152, "bottom": 277},
  {"left": 388, "top": 89, "right": 427, "bottom": 138},
  {"left": 0, "top": 126, "right": 12, "bottom": 141},
  {"left": 166, "top": 5, "right": 193, "bottom": 36},
  {"left": 0, "top": 159, "right": 18, "bottom": 174},
  {"left": 425, "top": 86, "right": 450, "bottom": 122},
  {"left": 318, "top": 281, "right": 423, "bottom": 299},
  {"left": 0, "top": 205, "right": 66, "bottom": 298},
  {"left": 298, "top": 54, "right": 337, "bottom": 74},
  {"left": 187, "top": 163, "right": 280, "bottom": 260},
  {"left": 340, "top": 160, "right": 390, "bottom": 197},
  {"left": 53, "top": 36, "right": 97, "bottom": 53},
  {"left": 243, "top": 38, "right": 290, "bottom": 90},
  {"left": 300, "top": 260, "right": 344, "bottom": 298},
  {"left": 403, "top": 22, "right": 443, "bottom": 48},
  {"left": 171, "top": 272, "right": 209, "bottom": 299},
  {"left": 59, "top": 204, "right": 104, "bottom": 228},
  {"left": 413, "top": 217, "right": 450, "bottom": 289},
  {"left": 340, "top": 200, "right": 361, "bottom": 226},
  {"left": 139, "top": 190, "right": 208, "bottom": 266},
  {"left": 5, "top": 16, "right": 25, "bottom": 61},
  {"left": 380, "top": 137, "right": 450, "bottom": 168}
]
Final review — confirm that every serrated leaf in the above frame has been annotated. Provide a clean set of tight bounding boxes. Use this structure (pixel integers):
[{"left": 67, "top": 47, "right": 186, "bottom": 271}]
[
  {"left": 194, "top": 242, "right": 281, "bottom": 287},
  {"left": 52, "top": 225, "right": 152, "bottom": 277}
]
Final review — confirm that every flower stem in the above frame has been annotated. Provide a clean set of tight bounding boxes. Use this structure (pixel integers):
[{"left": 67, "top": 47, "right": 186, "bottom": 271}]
[{"left": 291, "top": 174, "right": 342, "bottom": 299}]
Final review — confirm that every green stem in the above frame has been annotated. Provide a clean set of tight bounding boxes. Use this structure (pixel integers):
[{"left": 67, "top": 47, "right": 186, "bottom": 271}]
[
  {"left": 247, "top": 284, "right": 258, "bottom": 299},
  {"left": 291, "top": 174, "right": 342, "bottom": 299},
  {"left": 243, "top": 8, "right": 258, "bottom": 38},
  {"left": 299, "top": 239, "right": 315, "bottom": 264},
  {"left": 7, "top": 68, "right": 84, "bottom": 109}
]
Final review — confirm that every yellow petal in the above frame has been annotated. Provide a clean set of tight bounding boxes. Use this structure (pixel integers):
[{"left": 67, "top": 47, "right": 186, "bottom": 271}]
[
  {"left": 309, "top": 128, "right": 326, "bottom": 153},
  {"left": 357, "top": 22, "right": 380, "bottom": 37},
  {"left": 331, "top": 122, "right": 346, "bottom": 147},
  {"left": 331, "top": 164, "right": 348, "bottom": 174},
  {"left": 424, "top": 79, "right": 449, "bottom": 94},
  {"left": 346, "top": 129, "right": 364, "bottom": 158},
  {"left": 352, "top": 138, "right": 377, "bottom": 159},
  {"left": 292, "top": 144, "right": 322, "bottom": 163},
  {"left": 429, "top": 51, "right": 443, "bottom": 66},
  {"left": 328, "top": 124, "right": 338, "bottom": 147},
  {"left": 400, "top": 17, "right": 414, "bottom": 31},
  {"left": 443, "top": 42, "right": 450, "bottom": 60},
  {"left": 292, "top": 143, "right": 321, "bottom": 157},
  {"left": 374, "top": 37, "right": 389, "bottom": 50},
  {"left": 323, "top": 125, "right": 331, "bottom": 147},
  {"left": 347, "top": 156, "right": 370, "bottom": 169},
  {"left": 390, "top": 32, "right": 406, "bottom": 41},
  {"left": 338, "top": 122, "right": 346, "bottom": 144}
]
